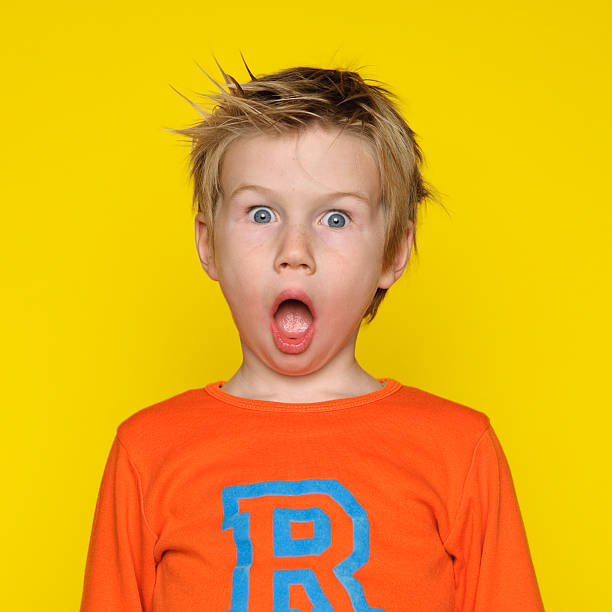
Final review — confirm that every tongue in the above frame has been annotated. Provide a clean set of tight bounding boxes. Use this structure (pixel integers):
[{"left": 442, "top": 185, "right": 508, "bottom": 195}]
[{"left": 274, "top": 300, "right": 313, "bottom": 339}]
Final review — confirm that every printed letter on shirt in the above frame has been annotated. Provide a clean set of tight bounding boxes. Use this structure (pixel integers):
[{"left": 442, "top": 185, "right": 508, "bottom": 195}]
[{"left": 221, "top": 478, "right": 384, "bottom": 611}]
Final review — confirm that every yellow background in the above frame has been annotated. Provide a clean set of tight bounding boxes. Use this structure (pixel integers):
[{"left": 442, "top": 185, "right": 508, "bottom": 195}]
[{"left": 2, "top": 1, "right": 610, "bottom": 609}]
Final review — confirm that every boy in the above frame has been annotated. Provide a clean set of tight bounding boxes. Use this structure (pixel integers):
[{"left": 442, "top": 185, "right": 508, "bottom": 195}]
[{"left": 80, "top": 59, "right": 545, "bottom": 611}]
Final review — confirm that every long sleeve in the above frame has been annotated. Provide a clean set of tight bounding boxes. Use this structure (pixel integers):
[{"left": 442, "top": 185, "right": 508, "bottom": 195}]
[
  {"left": 442, "top": 424, "right": 545, "bottom": 611},
  {"left": 80, "top": 435, "right": 158, "bottom": 612}
]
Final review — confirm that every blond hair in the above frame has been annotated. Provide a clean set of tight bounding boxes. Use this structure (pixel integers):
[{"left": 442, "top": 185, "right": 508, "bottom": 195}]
[{"left": 167, "top": 57, "right": 441, "bottom": 323}]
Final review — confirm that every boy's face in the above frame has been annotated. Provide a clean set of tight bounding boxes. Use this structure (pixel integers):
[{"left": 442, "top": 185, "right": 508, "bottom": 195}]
[{"left": 195, "top": 123, "right": 412, "bottom": 377}]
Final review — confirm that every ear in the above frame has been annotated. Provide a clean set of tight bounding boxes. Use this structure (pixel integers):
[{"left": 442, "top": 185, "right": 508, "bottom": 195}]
[
  {"left": 194, "top": 212, "right": 220, "bottom": 281},
  {"left": 377, "top": 221, "right": 415, "bottom": 289}
]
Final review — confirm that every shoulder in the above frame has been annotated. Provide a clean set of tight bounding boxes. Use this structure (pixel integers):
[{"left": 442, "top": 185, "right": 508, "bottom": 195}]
[
  {"left": 390, "top": 383, "right": 492, "bottom": 457},
  {"left": 114, "top": 386, "right": 219, "bottom": 462},
  {"left": 394, "top": 383, "right": 490, "bottom": 432},
  {"left": 389, "top": 384, "right": 496, "bottom": 521}
]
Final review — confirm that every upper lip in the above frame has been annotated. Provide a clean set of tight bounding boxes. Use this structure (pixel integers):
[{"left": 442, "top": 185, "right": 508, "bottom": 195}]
[{"left": 271, "top": 288, "right": 317, "bottom": 320}]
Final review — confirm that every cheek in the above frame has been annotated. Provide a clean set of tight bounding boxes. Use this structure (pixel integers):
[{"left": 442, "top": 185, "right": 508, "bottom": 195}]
[
  {"left": 215, "top": 242, "right": 269, "bottom": 312},
  {"left": 216, "top": 228, "right": 268, "bottom": 271},
  {"left": 320, "top": 255, "right": 381, "bottom": 322},
  {"left": 329, "top": 239, "right": 382, "bottom": 280}
]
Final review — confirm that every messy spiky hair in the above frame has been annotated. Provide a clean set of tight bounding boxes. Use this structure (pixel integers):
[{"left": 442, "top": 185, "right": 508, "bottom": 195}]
[{"left": 167, "top": 56, "right": 440, "bottom": 323}]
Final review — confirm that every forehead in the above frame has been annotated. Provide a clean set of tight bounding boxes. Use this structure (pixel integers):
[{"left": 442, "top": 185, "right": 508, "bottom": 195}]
[{"left": 219, "top": 124, "right": 381, "bottom": 203}]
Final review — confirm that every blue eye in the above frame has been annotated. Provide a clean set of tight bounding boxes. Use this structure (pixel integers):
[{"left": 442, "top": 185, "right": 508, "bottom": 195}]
[
  {"left": 322, "top": 210, "right": 350, "bottom": 228},
  {"left": 247, "top": 207, "right": 350, "bottom": 228},
  {"left": 248, "top": 206, "right": 274, "bottom": 224}
]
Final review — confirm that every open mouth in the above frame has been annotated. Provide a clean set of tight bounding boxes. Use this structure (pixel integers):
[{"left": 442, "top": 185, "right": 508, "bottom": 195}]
[
  {"left": 273, "top": 298, "right": 314, "bottom": 339},
  {"left": 270, "top": 290, "right": 317, "bottom": 353}
]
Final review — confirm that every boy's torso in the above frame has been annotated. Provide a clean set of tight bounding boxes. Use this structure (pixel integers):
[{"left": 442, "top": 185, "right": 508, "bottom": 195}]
[{"left": 118, "top": 380, "right": 488, "bottom": 611}]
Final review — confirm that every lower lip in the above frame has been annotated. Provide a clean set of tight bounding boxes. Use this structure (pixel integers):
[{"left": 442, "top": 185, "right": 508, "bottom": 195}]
[{"left": 270, "top": 317, "right": 316, "bottom": 354}]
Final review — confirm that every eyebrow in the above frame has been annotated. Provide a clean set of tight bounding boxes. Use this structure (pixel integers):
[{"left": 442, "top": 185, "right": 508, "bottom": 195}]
[{"left": 228, "top": 183, "right": 371, "bottom": 204}]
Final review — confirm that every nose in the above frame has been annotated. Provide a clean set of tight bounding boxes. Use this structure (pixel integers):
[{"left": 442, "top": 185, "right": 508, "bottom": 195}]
[{"left": 274, "top": 223, "right": 316, "bottom": 275}]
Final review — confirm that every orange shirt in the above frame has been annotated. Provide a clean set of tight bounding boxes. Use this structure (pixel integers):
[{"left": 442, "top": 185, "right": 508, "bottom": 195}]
[{"left": 79, "top": 378, "right": 545, "bottom": 611}]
